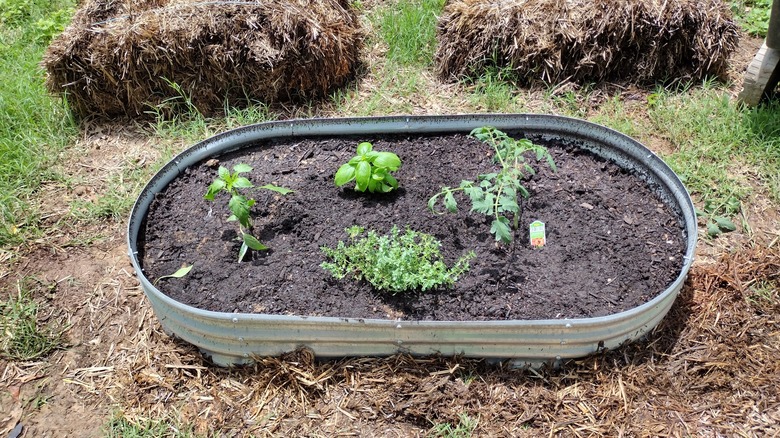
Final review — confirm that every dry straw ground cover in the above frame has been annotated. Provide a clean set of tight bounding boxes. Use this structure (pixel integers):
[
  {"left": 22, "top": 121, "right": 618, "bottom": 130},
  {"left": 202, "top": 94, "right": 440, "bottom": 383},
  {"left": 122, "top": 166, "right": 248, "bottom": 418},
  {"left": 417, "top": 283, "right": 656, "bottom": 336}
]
[{"left": 2, "top": 0, "right": 780, "bottom": 436}]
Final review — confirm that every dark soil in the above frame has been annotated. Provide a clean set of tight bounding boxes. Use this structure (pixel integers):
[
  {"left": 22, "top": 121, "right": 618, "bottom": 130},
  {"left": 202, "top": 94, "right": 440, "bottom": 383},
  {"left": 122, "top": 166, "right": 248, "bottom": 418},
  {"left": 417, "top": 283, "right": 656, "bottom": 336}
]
[{"left": 139, "top": 133, "right": 686, "bottom": 321}]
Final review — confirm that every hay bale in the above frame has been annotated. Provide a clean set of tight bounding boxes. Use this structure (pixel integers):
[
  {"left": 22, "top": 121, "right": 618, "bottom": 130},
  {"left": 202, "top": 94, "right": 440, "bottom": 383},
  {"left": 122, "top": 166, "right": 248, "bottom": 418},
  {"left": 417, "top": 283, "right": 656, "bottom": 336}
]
[
  {"left": 435, "top": 0, "right": 739, "bottom": 85},
  {"left": 43, "top": 0, "right": 363, "bottom": 119}
]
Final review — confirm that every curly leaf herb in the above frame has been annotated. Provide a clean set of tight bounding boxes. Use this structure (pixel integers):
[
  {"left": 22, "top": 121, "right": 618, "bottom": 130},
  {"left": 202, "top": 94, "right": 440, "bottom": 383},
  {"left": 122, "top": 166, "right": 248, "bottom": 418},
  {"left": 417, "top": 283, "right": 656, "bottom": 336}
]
[{"left": 321, "top": 226, "right": 475, "bottom": 294}]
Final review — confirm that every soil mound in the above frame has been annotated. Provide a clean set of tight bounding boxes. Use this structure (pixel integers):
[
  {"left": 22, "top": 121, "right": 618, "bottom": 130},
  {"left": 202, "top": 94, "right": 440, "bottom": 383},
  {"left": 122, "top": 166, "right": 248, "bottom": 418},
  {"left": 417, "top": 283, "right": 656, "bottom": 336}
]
[
  {"left": 436, "top": 0, "right": 739, "bottom": 85},
  {"left": 43, "top": 0, "right": 363, "bottom": 118}
]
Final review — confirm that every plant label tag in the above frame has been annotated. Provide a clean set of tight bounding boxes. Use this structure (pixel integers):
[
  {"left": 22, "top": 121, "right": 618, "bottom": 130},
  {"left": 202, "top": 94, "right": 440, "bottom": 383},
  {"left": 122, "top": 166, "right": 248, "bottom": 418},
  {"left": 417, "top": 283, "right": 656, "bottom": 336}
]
[{"left": 530, "top": 220, "right": 546, "bottom": 248}]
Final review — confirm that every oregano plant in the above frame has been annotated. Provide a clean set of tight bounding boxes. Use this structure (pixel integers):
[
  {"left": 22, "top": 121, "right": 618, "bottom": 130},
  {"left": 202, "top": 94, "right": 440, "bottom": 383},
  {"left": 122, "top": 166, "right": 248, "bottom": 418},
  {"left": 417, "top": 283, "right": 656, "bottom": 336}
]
[
  {"left": 321, "top": 225, "right": 475, "bottom": 294},
  {"left": 204, "top": 163, "right": 292, "bottom": 262},
  {"left": 428, "top": 126, "right": 556, "bottom": 243}
]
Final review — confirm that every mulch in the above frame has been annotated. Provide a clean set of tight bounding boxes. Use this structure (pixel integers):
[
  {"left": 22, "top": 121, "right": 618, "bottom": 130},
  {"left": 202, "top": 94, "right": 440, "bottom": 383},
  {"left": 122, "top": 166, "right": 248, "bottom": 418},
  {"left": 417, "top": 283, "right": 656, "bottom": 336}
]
[{"left": 106, "top": 241, "right": 780, "bottom": 435}]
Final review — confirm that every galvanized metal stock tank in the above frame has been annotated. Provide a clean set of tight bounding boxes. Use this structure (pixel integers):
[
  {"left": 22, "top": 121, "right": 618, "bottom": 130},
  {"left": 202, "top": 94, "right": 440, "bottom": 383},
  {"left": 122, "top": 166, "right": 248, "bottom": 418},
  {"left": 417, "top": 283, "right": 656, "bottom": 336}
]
[{"left": 127, "top": 115, "right": 697, "bottom": 367}]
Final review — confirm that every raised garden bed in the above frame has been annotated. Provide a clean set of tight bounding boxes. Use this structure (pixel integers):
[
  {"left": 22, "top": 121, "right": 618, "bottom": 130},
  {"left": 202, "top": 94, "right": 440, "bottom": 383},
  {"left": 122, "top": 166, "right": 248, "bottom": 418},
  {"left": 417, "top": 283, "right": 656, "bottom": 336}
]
[{"left": 127, "top": 115, "right": 696, "bottom": 367}]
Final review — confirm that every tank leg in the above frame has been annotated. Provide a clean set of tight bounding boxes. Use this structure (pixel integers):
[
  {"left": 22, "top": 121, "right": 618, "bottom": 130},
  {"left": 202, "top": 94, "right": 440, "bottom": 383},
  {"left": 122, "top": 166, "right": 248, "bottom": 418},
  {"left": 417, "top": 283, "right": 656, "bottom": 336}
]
[{"left": 738, "top": 44, "right": 780, "bottom": 106}]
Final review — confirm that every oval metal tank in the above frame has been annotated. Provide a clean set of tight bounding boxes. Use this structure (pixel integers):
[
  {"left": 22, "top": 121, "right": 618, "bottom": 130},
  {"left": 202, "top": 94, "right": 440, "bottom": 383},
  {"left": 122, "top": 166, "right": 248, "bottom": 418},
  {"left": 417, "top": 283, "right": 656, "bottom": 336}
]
[{"left": 127, "top": 114, "right": 697, "bottom": 367}]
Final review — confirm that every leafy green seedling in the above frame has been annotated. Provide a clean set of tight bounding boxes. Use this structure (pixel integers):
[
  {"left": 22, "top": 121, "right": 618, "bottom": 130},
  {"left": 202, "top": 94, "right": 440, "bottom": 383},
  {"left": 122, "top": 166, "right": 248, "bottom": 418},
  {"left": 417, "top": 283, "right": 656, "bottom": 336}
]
[
  {"left": 429, "top": 126, "right": 556, "bottom": 243},
  {"left": 334, "top": 142, "right": 402, "bottom": 193},
  {"left": 696, "top": 196, "right": 739, "bottom": 237},
  {"left": 321, "top": 226, "right": 475, "bottom": 294},
  {"left": 204, "top": 163, "right": 292, "bottom": 261},
  {"left": 154, "top": 264, "right": 193, "bottom": 286}
]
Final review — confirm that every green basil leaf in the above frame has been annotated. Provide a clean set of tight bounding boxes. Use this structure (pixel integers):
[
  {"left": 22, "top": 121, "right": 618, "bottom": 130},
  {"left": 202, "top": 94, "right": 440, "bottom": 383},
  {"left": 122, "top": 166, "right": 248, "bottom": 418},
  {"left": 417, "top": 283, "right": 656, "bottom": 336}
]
[
  {"left": 218, "top": 166, "right": 229, "bottom": 178},
  {"left": 356, "top": 142, "right": 373, "bottom": 155},
  {"left": 367, "top": 176, "right": 380, "bottom": 193},
  {"left": 355, "top": 161, "right": 371, "bottom": 192},
  {"left": 384, "top": 173, "right": 398, "bottom": 189},
  {"left": 373, "top": 152, "right": 401, "bottom": 170},
  {"left": 334, "top": 163, "right": 356, "bottom": 186}
]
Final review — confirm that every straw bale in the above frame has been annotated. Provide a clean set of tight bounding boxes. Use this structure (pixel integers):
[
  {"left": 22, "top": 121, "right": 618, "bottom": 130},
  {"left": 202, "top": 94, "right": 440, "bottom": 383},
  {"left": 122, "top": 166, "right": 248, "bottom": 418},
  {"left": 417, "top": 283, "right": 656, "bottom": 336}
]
[
  {"left": 43, "top": 0, "right": 363, "bottom": 118},
  {"left": 436, "top": 0, "right": 740, "bottom": 85}
]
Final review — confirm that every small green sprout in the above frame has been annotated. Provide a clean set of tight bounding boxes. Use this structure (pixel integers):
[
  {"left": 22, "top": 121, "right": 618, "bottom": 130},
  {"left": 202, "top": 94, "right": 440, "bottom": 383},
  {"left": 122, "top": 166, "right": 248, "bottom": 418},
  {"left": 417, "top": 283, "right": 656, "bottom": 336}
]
[
  {"left": 334, "top": 141, "right": 402, "bottom": 193},
  {"left": 204, "top": 163, "right": 292, "bottom": 262},
  {"left": 321, "top": 226, "right": 475, "bottom": 294},
  {"left": 154, "top": 264, "right": 193, "bottom": 286},
  {"left": 429, "top": 126, "right": 556, "bottom": 244}
]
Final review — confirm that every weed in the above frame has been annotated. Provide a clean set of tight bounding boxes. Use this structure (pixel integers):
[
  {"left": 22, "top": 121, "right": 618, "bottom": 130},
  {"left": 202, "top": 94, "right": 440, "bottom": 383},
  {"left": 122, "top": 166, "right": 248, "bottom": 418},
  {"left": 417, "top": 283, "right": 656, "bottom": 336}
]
[
  {"left": 746, "top": 280, "right": 777, "bottom": 307},
  {"left": 429, "top": 127, "right": 556, "bottom": 243},
  {"left": 0, "top": 277, "right": 68, "bottom": 361},
  {"left": 428, "top": 413, "right": 479, "bottom": 438},
  {"left": 205, "top": 164, "right": 292, "bottom": 262},
  {"left": 321, "top": 226, "right": 475, "bottom": 294},
  {"left": 695, "top": 197, "right": 740, "bottom": 237},
  {"left": 335, "top": 141, "right": 402, "bottom": 193}
]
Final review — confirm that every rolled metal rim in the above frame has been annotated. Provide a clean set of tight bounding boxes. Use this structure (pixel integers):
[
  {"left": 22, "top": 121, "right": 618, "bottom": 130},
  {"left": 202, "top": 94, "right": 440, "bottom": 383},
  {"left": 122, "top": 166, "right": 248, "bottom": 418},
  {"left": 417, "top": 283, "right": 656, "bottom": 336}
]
[{"left": 127, "top": 114, "right": 697, "bottom": 367}]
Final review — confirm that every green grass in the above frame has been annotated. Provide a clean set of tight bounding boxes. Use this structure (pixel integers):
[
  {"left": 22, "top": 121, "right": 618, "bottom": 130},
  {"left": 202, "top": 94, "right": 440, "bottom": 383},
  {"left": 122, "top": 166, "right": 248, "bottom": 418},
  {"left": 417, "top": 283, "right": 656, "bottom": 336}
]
[
  {"left": 428, "top": 414, "right": 479, "bottom": 438},
  {"left": 330, "top": 62, "right": 426, "bottom": 115},
  {"left": 647, "top": 83, "right": 780, "bottom": 221},
  {"left": 0, "top": 277, "right": 68, "bottom": 361},
  {"left": 465, "top": 65, "right": 524, "bottom": 112},
  {"left": 148, "top": 79, "right": 277, "bottom": 142},
  {"left": 372, "top": 0, "right": 445, "bottom": 66},
  {"left": 105, "top": 415, "right": 197, "bottom": 438},
  {"left": 0, "top": 0, "right": 76, "bottom": 248}
]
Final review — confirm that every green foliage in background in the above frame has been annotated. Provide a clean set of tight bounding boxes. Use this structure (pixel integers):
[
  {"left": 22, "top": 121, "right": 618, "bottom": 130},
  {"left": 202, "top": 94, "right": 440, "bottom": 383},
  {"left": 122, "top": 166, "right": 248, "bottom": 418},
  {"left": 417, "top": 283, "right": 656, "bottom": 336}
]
[
  {"left": 0, "top": 0, "right": 76, "bottom": 248},
  {"left": 647, "top": 84, "right": 780, "bottom": 229},
  {"left": 372, "top": 0, "right": 445, "bottom": 66},
  {"left": 731, "top": 0, "right": 773, "bottom": 36}
]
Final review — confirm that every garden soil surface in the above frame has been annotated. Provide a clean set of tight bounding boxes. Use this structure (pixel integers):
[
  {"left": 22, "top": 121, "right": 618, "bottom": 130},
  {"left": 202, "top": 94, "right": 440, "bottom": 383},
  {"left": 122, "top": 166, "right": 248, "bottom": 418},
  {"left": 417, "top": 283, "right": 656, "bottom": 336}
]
[{"left": 139, "top": 133, "right": 686, "bottom": 320}]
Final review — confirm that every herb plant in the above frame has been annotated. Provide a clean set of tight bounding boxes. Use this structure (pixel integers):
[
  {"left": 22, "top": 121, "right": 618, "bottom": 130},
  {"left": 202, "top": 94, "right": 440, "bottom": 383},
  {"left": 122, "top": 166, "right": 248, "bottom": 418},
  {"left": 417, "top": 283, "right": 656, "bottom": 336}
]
[
  {"left": 334, "top": 141, "right": 402, "bottom": 193},
  {"left": 428, "top": 126, "right": 556, "bottom": 243},
  {"left": 321, "top": 225, "right": 475, "bottom": 294},
  {"left": 204, "top": 163, "right": 292, "bottom": 262}
]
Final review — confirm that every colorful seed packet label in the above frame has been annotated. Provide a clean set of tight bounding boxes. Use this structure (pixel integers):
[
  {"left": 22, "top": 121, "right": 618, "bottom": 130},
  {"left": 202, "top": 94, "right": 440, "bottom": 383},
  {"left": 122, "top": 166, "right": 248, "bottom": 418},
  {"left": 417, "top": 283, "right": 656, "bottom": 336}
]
[{"left": 530, "top": 220, "right": 546, "bottom": 248}]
